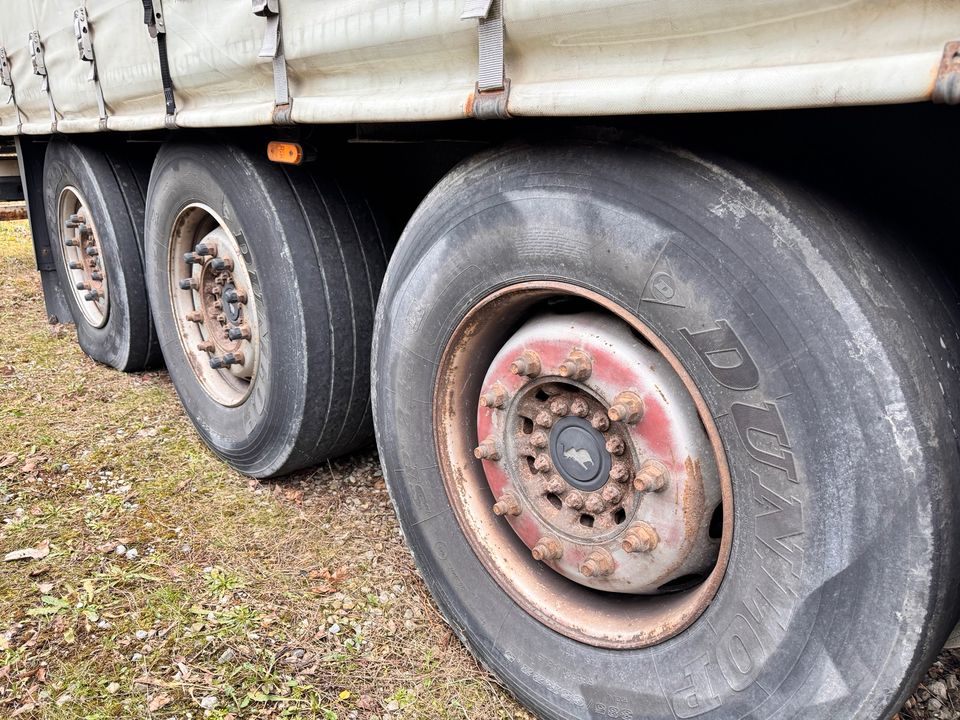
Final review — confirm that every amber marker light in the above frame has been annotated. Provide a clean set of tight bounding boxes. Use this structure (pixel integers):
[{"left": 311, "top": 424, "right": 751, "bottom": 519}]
[{"left": 267, "top": 141, "right": 304, "bottom": 165}]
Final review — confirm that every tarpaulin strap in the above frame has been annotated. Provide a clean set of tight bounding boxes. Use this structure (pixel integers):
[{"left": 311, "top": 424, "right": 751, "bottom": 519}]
[
  {"left": 141, "top": 0, "right": 176, "bottom": 121},
  {"left": 73, "top": 6, "right": 108, "bottom": 129},
  {"left": 460, "top": 0, "right": 510, "bottom": 119},
  {"left": 28, "top": 31, "right": 58, "bottom": 132},
  {"left": 253, "top": 0, "right": 292, "bottom": 123},
  {"left": 0, "top": 48, "right": 23, "bottom": 133}
]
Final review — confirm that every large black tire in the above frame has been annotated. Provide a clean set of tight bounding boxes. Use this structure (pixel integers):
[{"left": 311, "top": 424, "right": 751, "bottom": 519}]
[
  {"left": 43, "top": 138, "right": 161, "bottom": 371},
  {"left": 372, "top": 143, "right": 960, "bottom": 719},
  {"left": 144, "top": 143, "right": 387, "bottom": 478}
]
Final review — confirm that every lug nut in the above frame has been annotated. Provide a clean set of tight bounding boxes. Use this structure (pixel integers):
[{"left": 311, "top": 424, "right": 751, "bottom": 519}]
[
  {"left": 78, "top": 224, "right": 92, "bottom": 240},
  {"left": 64, "top": 237, "right": 77, "bottom": 247},
  {"left": 90, "top": 272, "right": 103, "bottom": 282},
  {"left": 558, "top": 349, "right": 592, "bottom": 381},
  {"left": 223, "top": 287, "right": 247, "bottom": 304},
  {"left": 609, "top": 463, "right": 630, "bottom": 484},
  {"left": 533, "top": 454, "right": 551, "bottom": 473},
  {"left": 65, "top": 214, "right": 81, "bottom": 229},
  {"left": 509, "top": 350, "right": 541, "bottom": 379},
  {"left": 185, "top": 310, "right": 203, "bottom": 323},
  {"left": 570, "top": 398, "right": 589, "bottom": 417},
  {"left": 584, "top": 495, "right": 605, "bottom": 514},
  {"left": 622, "top": 522, "right": 659, "bottom": 553},
  {"left": 75, "top": 281, "right": 91, "bottom": 291},
  {"left": 179, "top": 277, "right": 199, "bottom": 291},
  {"left": 601, "top": 484, "right": 623, "bottom": 504},
  {"left": 183, "top": 251, "right": 204, "bottom": 265},
  {"left": 530, "top": 430, "right": 549, "bottom": 449},
  {"left": 85, "top": 246, "right": 99, "bottom": 257},
  {"left": 492, "top": 494, "right": 522, "bottom": 517},
  {"left": 590, "top": 412, "right": 610, "bottom": 432},
  {"left": 534, "top": 411, "right": 554, "bottom": 429},
  {"left": 564, "top": 491, "right": 584, "bottom": 510},
  {"left": 197, "top": 340, "right": 215, "bottom": 353},
  {"left": 216, "top": 313, "right": 227, "bottom": 324},
  {"left": 83, "top": 290, "right": 100, "bottom": 302},
  {"left": 195, "top": 241, "right": 218, "bottom": 257},
  {"left": 549, "top": 398, "right": 569, "bottom": 416},
  {"left": 211, "top": 257, "right": 235, "bottom": 272},
  {"left": 68, "top": 260, "right": 82, "bottom": 270},
  {"left": 605, "top": 436, "right": 625, "bottom": 456},
  {"left": 209, "top": 351, "right": 245, "bottom": 369},
  {"left": 227, "top": 324, "right": 252, "bottom": 341},
  {"left": 608, "top": 391, "right": 645, "bottom": 424},
  {"left": 580, "top": 549, "right": 614, "bottom": 578},
  {"left": 479, "top": 383, "right": 508, "bottom": 409},
  {"left": 634, "top": 462, "right": 668, "bottom": 492},
  {"left": 544, "top": 476, "right": 566, "bottom": 495},
  {"left": 473, "top": 436, "right": 501, "bottom": 461},
  {"left": 531, "top": 537, "right": 563, "bottom": 562}
]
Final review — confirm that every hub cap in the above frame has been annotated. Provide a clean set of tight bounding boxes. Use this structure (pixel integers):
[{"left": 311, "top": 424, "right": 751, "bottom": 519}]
[{"left": 58, "top": 187, "right": 108, "bottom": 327}]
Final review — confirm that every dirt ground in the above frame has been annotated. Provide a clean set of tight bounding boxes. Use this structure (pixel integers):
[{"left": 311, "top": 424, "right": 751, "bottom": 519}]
[{"left": 0, "top": 217, "right": 957, "bottom": 719}]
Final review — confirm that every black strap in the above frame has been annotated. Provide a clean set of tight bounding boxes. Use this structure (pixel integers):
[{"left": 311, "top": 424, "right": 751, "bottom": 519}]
[{"left": 141, "top": 0, "right": 176, "bottom": 117}]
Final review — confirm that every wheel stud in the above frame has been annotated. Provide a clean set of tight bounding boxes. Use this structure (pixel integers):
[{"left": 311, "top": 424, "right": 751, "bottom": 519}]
[
  {"left": 534, "top": 410, "right": 554, "bottom": 428},
  {"left": 183, "top": 251, "right": 204, "bottom": 265},
  {"left": 564, "top": 491, "right": 584, "bottom": 510},
  {"left": 223, "top": 287, "right": 246, "bottom": 304},
  {"left": 185, "top": 310, "right": 203, "bottom": 323},
  {"left": 605, "top": 436, "right": 624, "bottom": 456},
  {"left": 216, "top": 313, "right": 227, "bottom": 324},
  {"left": 492, "top": 494, "right": 522, "bottom": 517},
  {"left": 90, "top": 272, "right": 103, "bottom": 282},
  {"left": 585, "top": 495, "right": 604, "bottom": 514},
  {"left": 590, "top": 412, "right": 609, "bottom": 431},
  {"left": 601, "top": 484, "right": 623, "bottom": 505},
  {"left": 533, "top": 454, "right": 552, "bottom": 473},
  {"left": 549, "top": 398, "right": 569, "bottom": 416},
  {"left": 211, "top": 257, "right": 235, "bottom": 273},
  {"left": 195, "top": 241, "right": 218, "bottom": 257},
  {"left": 479, "top": 383, "right": 508, "bottom": 409},
  {"left": 621, "top": 522, "right": 659, "bottom": 553},
  {"left": 530, "top": 430, "right": 549, "bottom": 449},
  {"left": 609, "top": 463, "right": 630, "bottom": 484},
  {"left": 74, "top": 281, "right": 90, "bottom": 291},
  {"left": 85, "top": 246, "right": 99, "bottom": 257},
  {"left": 227, "top": 324, "right": 252, "bottom": 341},
  {"left": 78, "top": 225, "right": 92, "bottom": 240},
  {"left": 179, "top": 278, "right": 199, "bottom": 291},
  {"left": 83, "top": 290, "right": 100, "bottom": 302},
  {"left": 210, "top": 351, "right": 245, "bottom": 369},
  {"left": 65, "top": 214, "right": 81, "bottom": 229},
  {"left": 558, "top": 349, "right": 592, "bottom": 381},
  {"left": 64, "top": 237, "right": 77, "bottom": 247},
  {"left": 580, "top": 549, "right": 614, "bottom": 578},
  {"left": 509, "top": 350, "right": 541, "bottom": 379},
  {"left": 570, "top": 398, "right": 589, "bottom": 417},
  {"left": 68, "top": 260, "right": 82, "bottom": 270},
  {"left": 634, "top": 462, "right": 668, "bottom": 492},
  {"left": 473, "top": 436, "right": 501, "bottom": 461},
  {"left": 608, "top": 391, "right": 645, "bottom": 424},
  {"left": 531, "top": 537, "right": 563, "bottom": 562},
  {"left": 197, "top": 340, "right": 215, "bottom": 353}
]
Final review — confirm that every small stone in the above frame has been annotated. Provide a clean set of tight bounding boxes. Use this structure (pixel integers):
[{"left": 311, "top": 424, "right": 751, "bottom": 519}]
[
  {"left": 387, "top": 700, "right": 400, "bottom": 711},
  {"left": 199, "top": 695, "right": 218, "bottom": 710},
  {"left": 131, "top": 653, "right": 143, "bottom": 662},
  {"left": 218, "top": 648, "right": 236, "bottom": 663},
  {"left": 106, "top": 682, "right": 120, "bottom": 695},
  {"left": 930, "top": 680, "right": 948, "bottom": 700},
  {"left": 114, "top": 544, "right": 126, "bottom": 556},
  {"left": 329, "top": 623, "right": 341, "bottom": 635},
  {"left": 134, "top": 630, "right": 148, "bottom": 641},
  {"left": 125, "top": 548, "right": 138, "bottom": 560}
]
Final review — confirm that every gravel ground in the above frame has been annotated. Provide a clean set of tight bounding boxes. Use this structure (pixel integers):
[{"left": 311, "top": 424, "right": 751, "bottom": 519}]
[{"left": 0, "top": 217, "right": 957, "bottom": 719}]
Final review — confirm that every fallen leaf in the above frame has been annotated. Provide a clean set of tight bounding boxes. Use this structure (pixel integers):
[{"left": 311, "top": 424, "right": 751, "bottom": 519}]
[
  {"left": 37, "top": 582, "right": 54, "bottom": 594},
  {"left": 0, "top": 452, "right": 17, "bottom": 468},
  {"left": 10, "top": 702, "right": 36, "bottom": 717},
  {"left": 0, "top": 365, "right": 13, "bottom": 375},
  {"left": 4, "top": 540, "right": 50, "bottom": 562},
  {"left": 309, "top": 583, "right": 335, "bottom": 595},
  {"left": 148, "top": 693, "right": 173, "bottom": 711}
]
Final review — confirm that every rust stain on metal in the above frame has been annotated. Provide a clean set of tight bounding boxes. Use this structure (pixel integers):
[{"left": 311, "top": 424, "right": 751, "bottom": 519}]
[
  {"left": 933, "top": 40, "right": 960, "bottom": 104},
  {"left": 0, "top": 205, "right": 27, "bottom": 221}
]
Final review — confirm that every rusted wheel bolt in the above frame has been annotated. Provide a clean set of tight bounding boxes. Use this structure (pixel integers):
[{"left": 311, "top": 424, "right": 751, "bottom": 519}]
[
  {"left": 565, "top": 491, "right": 584, "bottom": 510},
  {"left": 227, "top": 324, "right": 252, "bottom": 341},
  {"left": 223, "top": 287, "right": 247, "bottom": 304},
  {"left": 601, "top": 484, "right": 623, "bottom": 505},
  {"left": 549, "top": 398, "right": 569, "bottom": 416},
  {"left": 473, "top": 436, "right": 501, "bottom": 461},
  {"left": 534, "top": 411, "right": 554, "bottom": 429},
  {"left": 64, "top": 237, "right": 77, "bottom": 247},
  {"left": 185, "top": 310, "right": 203, "bottom": 323},
  {"left": 83, "top": 290, "right": 100, "bottom": 302},
  {"left": 558, "top": 349, "right": 592, "bottom": 381},
  {"left": 580, "top": 549, "right": 614, "bottom": 578},
  {"left": 90, "top": 272, "right": 103, "bottom": 282},
  {"left": 78, "top": 225, "right": 92, "bottom": 240},
  {"left": 530, "top": 430, "right": 549, "bottom": 449},
  {"left": 65, "top": 214, "right": 81, "bottom": 229},
  {"left": 183, "top": 251, "right": 204, "bottom": 265},
  {"left": 585, "top": 495, "right": 605, "bottom": 514},
  {"left": 75, "top": 281, "right": 91, "bottom": 291},
  {"left": 179, "top": 278, "right": 199, "bottom": 291},
  {"left": 492, "top": 494, "right": 522, "bottom": 517},
  {"left": 509, "top": 350, "right": 541, "bottom": 379},
  {"left": 634, "top": 462, "right": 668, "bottom": 492},
  {"left": 197, "top": 341, "right": 216, "bottom": 353},
  {"left": 479, "top": 383, "right": 508, "bottom": 409},
  {"left": 622, "top": 522, "right": 659, "bottom": 553},
  {"left": 544, "top": 476, "right": 566, "bottom": 495},
  {"left": 85, "top": 247, "right": 99, "bottom": 257},
  {"left": 68, "top": 260, "right": 82, "bottom": 270},
  {"left": 570, "top": 398, "right": 589, "bottom": 417},
  {"left": 210, "top": 257, "right": 235, "bottom": 272},
  {"left": 195, "top": 242, "right": 218, "bottom": 257},
  {"left": 605, "top": 436, "right": 625, "bottom": 455},
  {"left": 210, "top": 352, "right": 244, "bottom": 370},
  {"left": 608, "top": 391, "right": 645, "bottom": 424},
  {"left": 590, "top": 412, "right": 610, "bottom": 432},
  {"left": 533, "top": 454, "right": 552, "bottom": 473},
  {"left": 609, "top": 463, "right": 629, "bottom": 484},
  {"left": 531, "top": 537, "right": 563, "bottom": 562}
]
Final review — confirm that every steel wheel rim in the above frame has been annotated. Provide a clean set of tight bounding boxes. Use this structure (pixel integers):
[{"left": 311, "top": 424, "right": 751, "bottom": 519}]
[
  {"left": 168, "top": 203, "right": 259, "bottom": 407},
  {"left": 433, "top": 282, "right": 734, "bottom": 649},
  {"left": 57, "top": 186, "right": 108, "bottom": 328}
]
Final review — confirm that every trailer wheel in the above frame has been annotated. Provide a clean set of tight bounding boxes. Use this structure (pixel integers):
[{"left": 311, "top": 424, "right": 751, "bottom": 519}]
[
  {"left": 372, "top": 143, "right": 960, "bottom": 719},
  {"left": 42, "top": 139, "right": 160, "bottom": 371},
  {"left": 144, "top": 143, "right": 386, "bottom": 478}
]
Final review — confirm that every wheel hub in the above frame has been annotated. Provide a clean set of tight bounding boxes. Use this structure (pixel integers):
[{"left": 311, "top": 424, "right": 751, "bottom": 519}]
[
  {"left": 550, "top": 415, "right": 609, "bottom": 490},
  {"left": 58, "top": 187, "right": 109, "bottom": 328}
]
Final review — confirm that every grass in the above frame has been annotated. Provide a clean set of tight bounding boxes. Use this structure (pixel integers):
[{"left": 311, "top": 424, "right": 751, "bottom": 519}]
[{"left": 0, "top": 219, "right": 529, "bottom": 718}]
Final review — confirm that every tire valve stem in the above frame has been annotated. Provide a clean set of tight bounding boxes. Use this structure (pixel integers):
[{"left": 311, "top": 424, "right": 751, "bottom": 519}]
[
  {"left": 179, "top": 278, "right": 199, "bottom": 291},
  {"left": 479, "top": 382, "right": 508, "bottom": 409},
  {"left": 473, "top": 436, "right": 501, "bottom": 461},
  {"left": 531, "top": 537, "right": 563, "bottom": 562},
  {"left": 580, "top": 549, "right": 614, "bottom": 578},
  {"left": 185, "top": 310, "right": 203, "bottom": 323},
  {"left": 197, "top": 340, "right": 216, "bottom": 353},
  {"left": 223, "top": 287, "right": 247, "bottom": 304},
  {"left": 227, "top": 324, "right": 252, "bottom": 341},
  {"left": 621, "top": 522, "right": 659, "bottom": 553},
  {"left": 509, "top": 350, "right": 541, "bottom": 379},
  {"left": 608, "top": 391, "right": 645, "bottom": 424},
  {"left": 492, "top": 494, "right": 522, "bottom": 517},
  {"left": 634, "top": 462, "right": 668, "bottom": 493},
  {"left": 211, "top": 257, "right": 235, "bottom": 272},
  {"left": 558, "top": 349, "right": 592, "bottom": 381}
]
